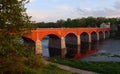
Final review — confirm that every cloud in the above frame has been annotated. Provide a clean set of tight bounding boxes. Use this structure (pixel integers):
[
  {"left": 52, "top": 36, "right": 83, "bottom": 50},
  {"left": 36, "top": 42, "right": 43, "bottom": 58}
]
[
  {"left": 114, "top": 0, "right": 120, "bottom": 9},
  {"left": 76, "top": 0, "right": 120, "bottom": 18},
  {"left": 27, "top": 0, "right": 120, "bottom": 22},
  {"left": 26, "top": 10, "right": 47, "bottom": 22}
]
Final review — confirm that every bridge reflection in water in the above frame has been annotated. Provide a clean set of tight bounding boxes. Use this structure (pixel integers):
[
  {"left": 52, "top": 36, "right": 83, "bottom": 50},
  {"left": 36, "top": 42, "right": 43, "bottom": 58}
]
[{"left": 44, "top": 39, "right": 100, "bottom": 60}]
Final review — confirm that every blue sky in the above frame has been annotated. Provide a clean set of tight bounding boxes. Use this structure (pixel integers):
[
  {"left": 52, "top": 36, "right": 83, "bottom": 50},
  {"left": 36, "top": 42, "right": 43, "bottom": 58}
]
[{"left": 26, "top": 0, "right": 120, "bottom": 22}]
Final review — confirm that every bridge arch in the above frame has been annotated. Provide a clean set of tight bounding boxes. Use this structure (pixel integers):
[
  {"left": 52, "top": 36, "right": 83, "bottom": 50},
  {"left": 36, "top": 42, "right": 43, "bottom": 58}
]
[
  {"left": 65, "top": 33, "right": 77, "bottom": 45},
  {"left": 42, "top": 34, "right": 61, "bottom": 57},
  {"left": 65, "top": 33, "right": 78, "bottom": 58},
  {"left": 91, "top": 31, "right": 97, "bottom": 42},
  {"left": 40, "top": 33, "right": 61, "bottom": 40},
  {"left": 64, "top": 32, "right": 77, "bottom": 38},
  {"left": 80, "top": 32, "right": 89, "bottom": 54},
  {"left": 105, "top": 31, "right": 109, "bottom": 39},
  {"left": 22, "top": 37, "right": 35, "bottom": 46},
  {"left": 99, "top": 31, "right": 104, "bottom": 40},
  {"left": 80, "top": 32, "right": 89, "bottom": 43},
  {"left": 22, "top": 37, "right": 35, "bottom": 53}
]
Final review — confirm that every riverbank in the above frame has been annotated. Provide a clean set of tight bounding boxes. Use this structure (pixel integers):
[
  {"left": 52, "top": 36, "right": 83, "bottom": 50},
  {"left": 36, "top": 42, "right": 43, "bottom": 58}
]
[
  {"left": 46, "top": 61, "right": 97, "bottom": 74},
  {"left": 48, "top": 57, "right": 120, "bottom": 74}
]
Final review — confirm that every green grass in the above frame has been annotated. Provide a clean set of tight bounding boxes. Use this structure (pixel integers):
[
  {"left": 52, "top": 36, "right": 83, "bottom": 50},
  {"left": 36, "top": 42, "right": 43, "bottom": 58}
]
[
  {"left": 22, "top": 64, "right": 78, "bottom": 74},
  {"left": 2, "top": 64, "right": 77, "bottom": 74},
  {"left": 37, "top": 64, "right": 78, "bottom": 74},
  {"left": 48, "top": 57, "right": 120, "bottom": 74}
]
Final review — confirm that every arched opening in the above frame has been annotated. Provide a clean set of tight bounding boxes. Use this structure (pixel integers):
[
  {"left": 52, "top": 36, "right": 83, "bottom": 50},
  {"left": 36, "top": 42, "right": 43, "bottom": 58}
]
[
  {"left": 65, "top": 33, "right": 78, "bottom": 58},
  {"left": 80, "top": 32, "right": 89, "bottom": 54},
  {"left": 42, "top": 34, "right": 61, "bottom": 57},
  {"left": 80, "top": 32, "right": 89, "bottom": 42},
  {"left": 99, "top": 31, "right": 104, "bottom": 40},
  {"left": 22, "top": 37, "right": 35, "bottom": 53},
  {"left": 91, "top": 32, "right": 97, "bottom": 42},
  {"left": 105, "top": 31, "right": 109, "bottom": 39},
  {"left": 65, "top": 33, "right": 77, "bottom": 45},
  {"left": 91, "top": 32, "right": 98, "bottom": 50}
]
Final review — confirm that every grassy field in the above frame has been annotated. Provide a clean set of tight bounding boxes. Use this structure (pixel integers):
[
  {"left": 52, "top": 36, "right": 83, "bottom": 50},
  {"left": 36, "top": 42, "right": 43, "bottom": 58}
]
[
  {"left": 19, "top": 64, "right": 77, "bottom": 74},
  {"left": 48, "top": 57, "right": 120, "bottom": 74},
  {"left": 34, "top": 64, "right": 78, "bottom": 74},
  {"left": 3, "top": 64, "right": 77, "bottom": 74}
]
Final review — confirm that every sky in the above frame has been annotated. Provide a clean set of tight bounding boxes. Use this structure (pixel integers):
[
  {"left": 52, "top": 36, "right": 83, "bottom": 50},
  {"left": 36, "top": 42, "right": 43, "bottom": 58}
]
[{"left": 25, "top": 0, "right": 120, "bottom": 22}]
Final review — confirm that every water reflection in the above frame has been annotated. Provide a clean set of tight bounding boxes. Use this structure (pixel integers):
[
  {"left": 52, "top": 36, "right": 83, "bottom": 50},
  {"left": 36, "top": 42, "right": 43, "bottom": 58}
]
[
  {"left": 81, "top": 39, "right": 120, "bottom": 62},
  {"left": 65, "top": 44, "right": 78, "bottom": 58},
  {"left": 42, "top": 39, "right": 99, "bottom": 60},
  {"left": 80, "top": 42, "right": 89, "bottom": 54},
  {"left": 73, "top": 41, "right": 98, "bottom": 60}
]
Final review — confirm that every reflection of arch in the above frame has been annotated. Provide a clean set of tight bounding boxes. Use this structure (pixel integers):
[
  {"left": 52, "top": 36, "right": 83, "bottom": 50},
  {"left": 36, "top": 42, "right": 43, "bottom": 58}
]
[
  {"left": 65, "top": 33, "right": 77, "bottom": 45},
  {"left": 105, "top": 31, "right": 109, "bottom": 39},
  {"left": 65, "top": 45, "right": 78, "bottom": 58},
  {"left": 80, "top": 42, "right": 89, "bottom": 54},
  {"left": 99, "top": 31, "right": 104, "bottom": 40},
  {"left": 80, "top": 32, "right": 89, "bottom": 42},
  {"left": 91, "top": 31, "right": 97, "bottom": 42}
]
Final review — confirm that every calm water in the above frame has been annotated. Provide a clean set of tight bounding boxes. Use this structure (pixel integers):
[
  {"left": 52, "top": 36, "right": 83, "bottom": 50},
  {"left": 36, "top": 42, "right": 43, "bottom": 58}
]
[
  {"left": 42, "top": 39, "right": 120, "bottom": 62},
  {"left": 81, "top": 39, "right": 120, "bottom": 62}
]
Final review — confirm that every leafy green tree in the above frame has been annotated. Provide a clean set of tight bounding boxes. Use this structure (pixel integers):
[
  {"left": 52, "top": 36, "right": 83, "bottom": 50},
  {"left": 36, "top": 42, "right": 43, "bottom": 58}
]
[
  {"left": 96, "top": 17, "right": 106, "bottom": 27},
  {"left": 56, "top": 19, "right": 65, "bottom": 27},
  {"left": 0, "top": 0, "right": 45, "bottom": 73},
  {"left": 85, "top": 17, "right": 97, "bottom": 27}
]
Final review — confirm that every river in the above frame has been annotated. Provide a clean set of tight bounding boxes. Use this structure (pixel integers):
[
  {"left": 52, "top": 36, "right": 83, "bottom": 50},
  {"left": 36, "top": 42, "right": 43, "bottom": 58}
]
[{"left": 42, "top": 39, "right": 120, "bottom": 62}]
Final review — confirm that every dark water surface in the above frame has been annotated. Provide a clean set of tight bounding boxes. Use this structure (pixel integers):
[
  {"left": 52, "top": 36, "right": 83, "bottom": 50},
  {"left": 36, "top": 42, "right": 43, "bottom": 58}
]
[
  {"left": 81, "top": 39, "right": 120, "bottom": 62},
  {"left": 42, "top": 39, "right": 120, "bottom": 62}
]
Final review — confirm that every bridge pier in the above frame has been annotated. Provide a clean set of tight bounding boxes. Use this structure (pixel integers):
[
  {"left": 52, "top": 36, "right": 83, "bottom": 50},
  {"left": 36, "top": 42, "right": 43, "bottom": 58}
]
[
  {"left": 88, "top": 34, "right": 92, "bottom": 43},
  {"left": 61, "top": 37, "right": 66, "bottom": 58},
  {"left": 35, "top": 40, "right": 42, "bottom": 54},
  {"left": 103, "top": 32, "right": 105, "bottom": 40},
  {"left": 108, "top": 31, "right": 110, "bottom": 38},
  {"left": 77, "top": 35, "right": 80, "bottom": 45},
  {"left": 97, "top": 33, "right": 99, "bottom": 41}
]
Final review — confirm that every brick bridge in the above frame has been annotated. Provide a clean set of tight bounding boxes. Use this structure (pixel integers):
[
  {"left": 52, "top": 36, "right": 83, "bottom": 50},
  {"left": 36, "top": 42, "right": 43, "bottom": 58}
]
[{"left": 23, "top": 28, "right": 110, "bottom": 57}]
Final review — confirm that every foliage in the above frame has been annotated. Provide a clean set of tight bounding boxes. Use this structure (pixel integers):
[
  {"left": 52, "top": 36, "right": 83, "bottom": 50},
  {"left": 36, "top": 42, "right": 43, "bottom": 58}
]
[
  {"left": 0, "top": 0, "right": 32, "bottom": 35},
  {"left": 0, "top": 0, "right": 44, "bottom": 73},
  {"left": 49, "top": 57, "right": 120, "bottom": 74},
  {"left": 26, "top": 55, "right": 46, "bottom": 70},
  {"left": 35, "top": 17, "right": 120, "bottom": 39},
  {"left": 35, "top": 17, "right": 117, "bottom": 28}
]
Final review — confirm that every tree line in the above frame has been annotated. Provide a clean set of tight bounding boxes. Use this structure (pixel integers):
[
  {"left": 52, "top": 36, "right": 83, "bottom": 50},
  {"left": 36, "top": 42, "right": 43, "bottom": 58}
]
[{"left": 34, "top": 17, "right": 117, "bottom": 28}]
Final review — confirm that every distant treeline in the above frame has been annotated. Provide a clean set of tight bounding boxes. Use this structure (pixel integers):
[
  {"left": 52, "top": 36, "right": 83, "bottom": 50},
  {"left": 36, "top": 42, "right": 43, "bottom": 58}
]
[{"left": 34, "top": 17, "right": 118, "bottom": 28}]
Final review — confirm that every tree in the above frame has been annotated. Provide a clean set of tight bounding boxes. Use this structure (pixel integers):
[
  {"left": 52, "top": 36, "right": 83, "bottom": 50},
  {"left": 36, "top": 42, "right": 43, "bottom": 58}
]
[
  {"left": 85, "top": 17, "right": 97, "bottom": 27},
  {"left": 0, "top": 0, "right": 44, "bottom": 73},
  {"left": 0, "top": 0, "right": 32, "bottom": 35},
  {"left": 56, "top": 19, "right": 65, "bottom": 27}
]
